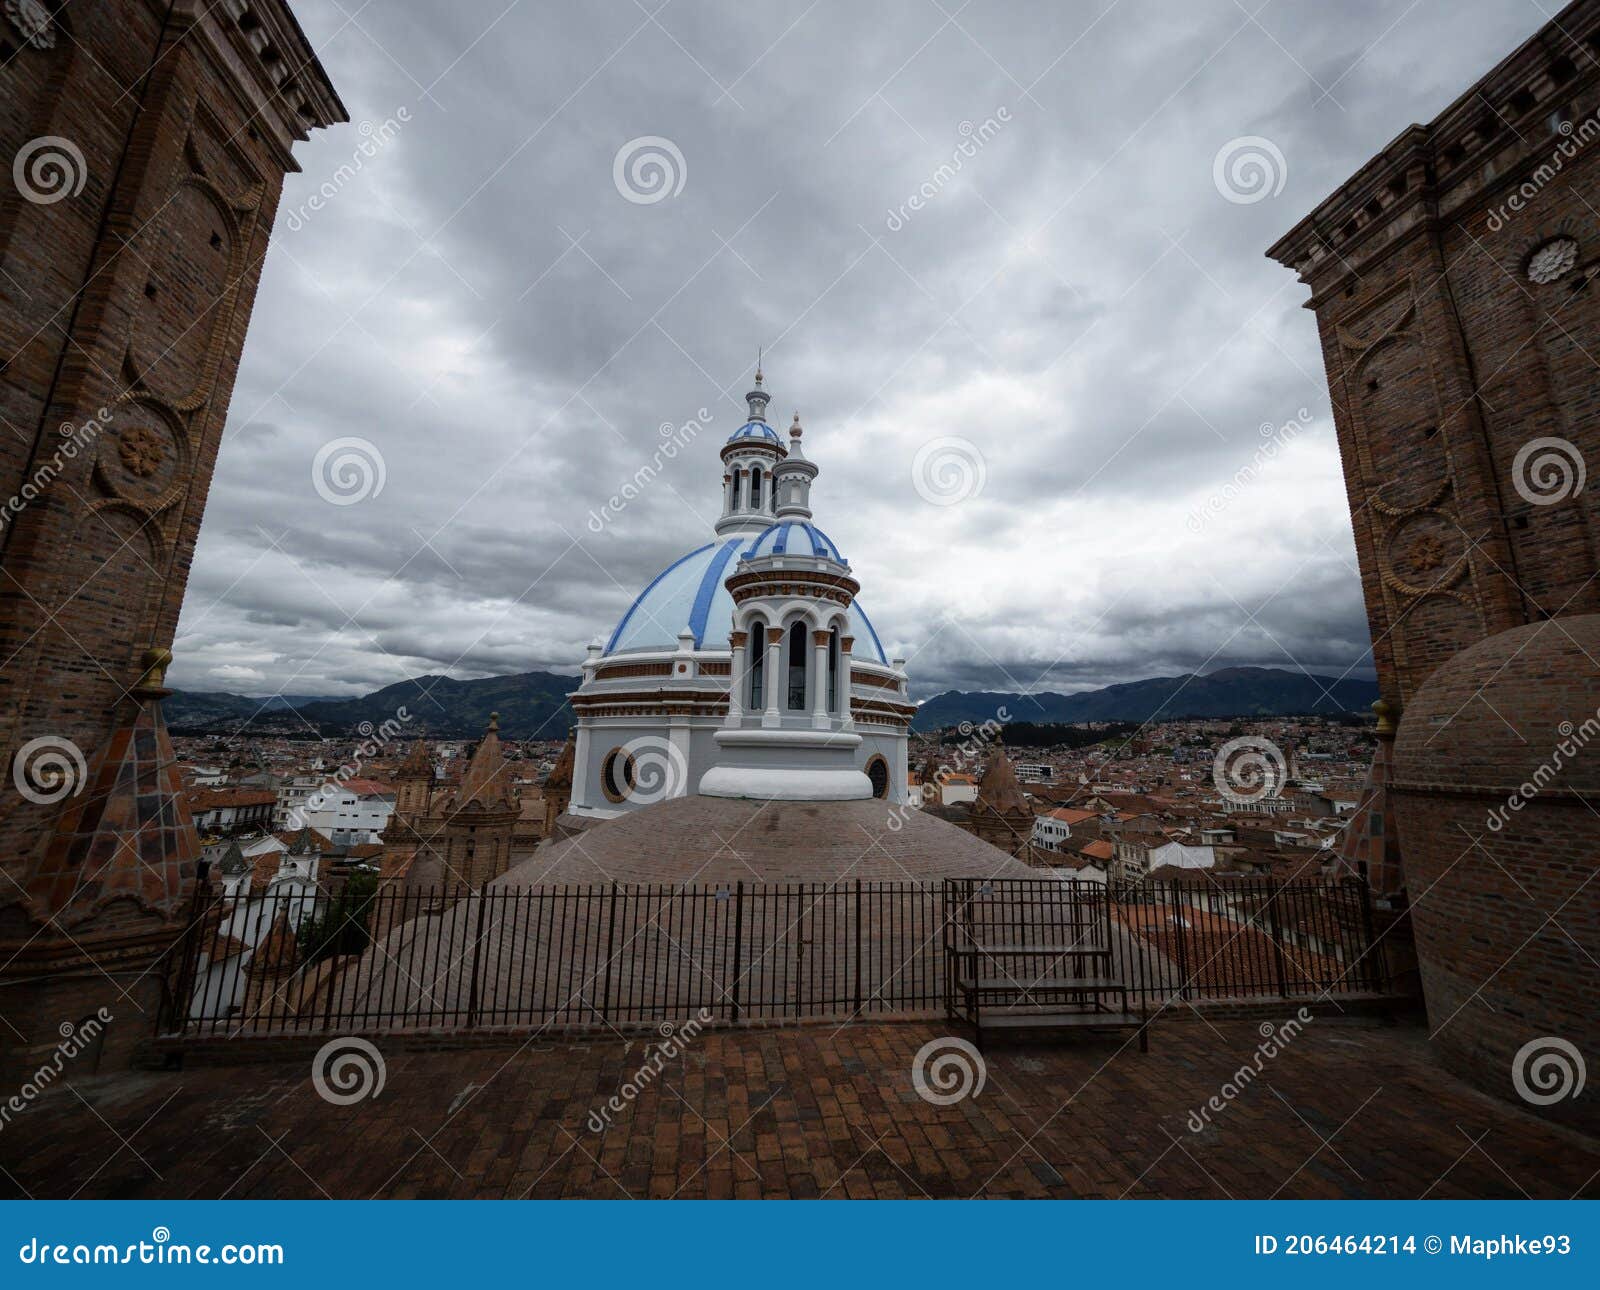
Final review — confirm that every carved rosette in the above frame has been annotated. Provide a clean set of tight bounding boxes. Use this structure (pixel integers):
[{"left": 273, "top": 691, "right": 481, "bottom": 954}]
[{"left": 1336, "top": 281, "right": 1484, "bottom": 683}]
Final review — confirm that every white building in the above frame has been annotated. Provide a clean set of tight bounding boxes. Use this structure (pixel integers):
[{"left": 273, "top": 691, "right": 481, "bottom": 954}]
[
  {"left": 290, "top": 778, "right": 394, "bottom": 844},
  {"left": 568, "top": 370, "right": 912, "bottom": 817}
]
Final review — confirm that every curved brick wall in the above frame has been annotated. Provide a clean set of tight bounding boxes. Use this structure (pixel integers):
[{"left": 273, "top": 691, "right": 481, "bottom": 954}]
[{"left": 1393, "top": 616, "right": 1600, "bottom": 1135}]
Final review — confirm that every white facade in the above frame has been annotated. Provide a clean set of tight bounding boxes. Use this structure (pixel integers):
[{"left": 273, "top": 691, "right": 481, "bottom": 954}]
[
  {"left": 292, "top": 782, "right": 394, "bottom": 844},
  {"left": 569, "top": 372, "right": 911, "bottom": 818}
]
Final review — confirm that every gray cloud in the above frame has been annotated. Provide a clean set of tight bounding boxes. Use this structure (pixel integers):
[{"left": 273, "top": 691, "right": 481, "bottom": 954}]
[{"left": 175, "top": 0, "right": 1547, "bottom": 701}]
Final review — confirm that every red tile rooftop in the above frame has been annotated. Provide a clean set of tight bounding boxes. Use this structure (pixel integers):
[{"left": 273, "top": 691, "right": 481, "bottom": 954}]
[{"left": 2, "top": 1018, "right": 1594, "bottom": 1199}]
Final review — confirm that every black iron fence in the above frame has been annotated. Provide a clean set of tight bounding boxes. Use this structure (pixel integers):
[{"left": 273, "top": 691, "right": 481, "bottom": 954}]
[{"left": 164, "top": 874, "right": 1387, "bottom": 1039}]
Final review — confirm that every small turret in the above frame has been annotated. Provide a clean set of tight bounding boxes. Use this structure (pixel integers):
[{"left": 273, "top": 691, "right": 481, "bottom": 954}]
[{"left": 773, "top": 411, "right": 818, "bottom": 520}]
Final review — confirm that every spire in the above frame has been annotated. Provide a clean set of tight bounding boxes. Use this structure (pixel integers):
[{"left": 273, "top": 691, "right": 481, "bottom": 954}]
[
  {"left": 745, "top": 354, "right": 770, "bottom": 424},
  {"left": 454, "top": 712, "right": 516, "bottom": 810},
  {"left": 395, "top": 735, "right": 432, "bottom": 782}
]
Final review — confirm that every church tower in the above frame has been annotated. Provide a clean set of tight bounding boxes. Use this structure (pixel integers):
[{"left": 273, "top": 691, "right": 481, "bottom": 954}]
[{"left": 701, "top": 409, "right": 875, "bottom": 801}]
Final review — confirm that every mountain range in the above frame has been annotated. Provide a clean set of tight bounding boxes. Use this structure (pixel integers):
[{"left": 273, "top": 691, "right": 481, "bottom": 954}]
[{"left": 165, "top": 665, "right": 1376, "bottom": 739}]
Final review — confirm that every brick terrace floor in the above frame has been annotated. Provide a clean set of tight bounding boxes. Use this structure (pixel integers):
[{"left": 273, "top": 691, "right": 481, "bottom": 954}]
[{"left": 1, "top": 1017, "right": 1595, "bottom": 1199}]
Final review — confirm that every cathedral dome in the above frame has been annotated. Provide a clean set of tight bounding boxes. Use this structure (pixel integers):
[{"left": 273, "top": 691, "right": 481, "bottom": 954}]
[
  {"left": 728, "top": 419, "right": 781, "bottom": 443},
  {"left": 606, "top": 536, "right": 888, "bottom": 661},
  {"left": 741, "top": 520, "right": 845, "bottom": 562}
]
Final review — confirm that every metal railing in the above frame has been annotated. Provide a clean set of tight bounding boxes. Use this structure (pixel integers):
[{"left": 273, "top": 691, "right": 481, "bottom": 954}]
[{"left": 163, "top": 874, "right": 1387, "bottom": 1039}]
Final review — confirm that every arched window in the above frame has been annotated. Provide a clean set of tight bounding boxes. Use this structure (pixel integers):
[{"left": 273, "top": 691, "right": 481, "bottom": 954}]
[
  {"left": 748, "top": 617, "right": 766, "bottom": 709},
  {"left": 787, "top": 621, "right": 807, "bottom": 710},
  {"left": 828, "top": 627, "right": 840, "bottom": 713},
  {"left": 750, "top": 465, "right": 764, "bottom": 511}
]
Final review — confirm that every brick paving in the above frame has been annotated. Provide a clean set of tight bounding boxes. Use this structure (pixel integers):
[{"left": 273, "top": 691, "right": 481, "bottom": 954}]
[{"left": 1, "top": 1018, "right": 1595, "bottom": 1200}]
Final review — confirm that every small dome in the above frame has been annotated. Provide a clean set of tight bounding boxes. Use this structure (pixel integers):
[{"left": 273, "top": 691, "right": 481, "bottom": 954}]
[
  {"left": 728, "top": 420, "right": 781, "bottom": 443},
  {"left": 606, "top": 538, "right": 887, "bottom": 662},
  {"left": 741, "top": 521, "right": 844, "bottom": 562}
]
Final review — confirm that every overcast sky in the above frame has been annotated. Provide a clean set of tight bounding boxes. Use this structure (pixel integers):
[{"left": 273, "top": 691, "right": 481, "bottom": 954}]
[{"left": 172, "top": 0, "right": 1549, "bottom": 701}]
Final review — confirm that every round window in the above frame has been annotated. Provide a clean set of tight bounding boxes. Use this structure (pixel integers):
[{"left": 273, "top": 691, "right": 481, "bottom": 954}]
[
  {"left": 866, "top": 756, "right": 890, "bottom": 800},
  {"left": 601, "top": 748, "right": 637, "bottom": 803}
]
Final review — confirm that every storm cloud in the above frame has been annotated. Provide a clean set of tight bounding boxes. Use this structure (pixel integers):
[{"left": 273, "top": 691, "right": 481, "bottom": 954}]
[{"left": 173, "top": 0, "right": 1547, "bottom": 701}]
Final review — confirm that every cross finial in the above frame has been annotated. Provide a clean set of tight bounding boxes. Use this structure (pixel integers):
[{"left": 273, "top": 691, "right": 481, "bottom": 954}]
[{"left": 755, "top": 346, "right": 763, "bottom": 386}]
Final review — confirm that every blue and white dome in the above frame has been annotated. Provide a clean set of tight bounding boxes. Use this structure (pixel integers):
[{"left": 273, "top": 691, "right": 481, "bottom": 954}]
[
  {"left": 741, "top": 521, "right": 844, "bottom": 562},
  {"left": 607, "top": 537, "right": 887, "bottom": 662},
  {"left": 728, "top": 419, "right": 781, "bottom": 443}
]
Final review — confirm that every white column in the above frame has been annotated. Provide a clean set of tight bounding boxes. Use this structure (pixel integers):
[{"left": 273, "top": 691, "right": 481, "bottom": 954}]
[
  {"left": 726, "top": 631, "right": 747, "bottom": 728},
  {"left": 811, "top": 630, "right": 830, "bottom": 729},
  {"left": 570, "top": 725, "right": 592, "bottom": 808},
  {"left": 839, "top": 635, "right": 855, "bottom": 728},
  {"left": 668, "top": 717, "right": 692, "bottom": 798},
  {"left": 762, "top": 628, "right": 783, "bottom": 727}
]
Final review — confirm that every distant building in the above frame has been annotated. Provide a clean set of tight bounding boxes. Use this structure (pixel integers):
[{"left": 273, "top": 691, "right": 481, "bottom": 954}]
[{"left": 292, "top": 779, "right": 395, "bottom": 845}]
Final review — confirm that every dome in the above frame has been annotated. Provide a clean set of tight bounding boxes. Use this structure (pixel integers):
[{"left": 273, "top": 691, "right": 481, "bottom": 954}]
[
  {"left": 506, "top": 796, "right": 1038, "bottom": 883},
  {"left": 606, "top": 537, "right": 888, "bottom": 661},
  {"left": 728, "top": 420, "right": 781, "bottom": 443},
  {"left": 741, "top": 521, "right": 844, "bottom": 562}
]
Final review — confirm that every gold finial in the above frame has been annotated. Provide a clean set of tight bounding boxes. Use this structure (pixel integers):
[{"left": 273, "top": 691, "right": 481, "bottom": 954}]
[
  {"left": 1372, "top": 698, "right": 1398, "bottom": 737},
  {"left": 133, "top": 647, "right": 172, "bottom": 698}
]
